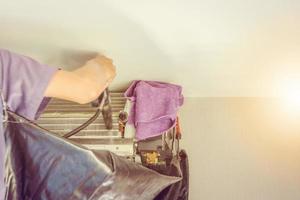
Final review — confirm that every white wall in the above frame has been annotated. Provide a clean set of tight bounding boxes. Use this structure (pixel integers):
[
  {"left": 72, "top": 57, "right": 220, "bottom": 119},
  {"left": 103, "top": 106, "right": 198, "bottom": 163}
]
[
  {"left": 1, "top": 0, "right": 300, "bottom": 97},
  {"left": 180, "top": 97, "right": 300, "bottom": 200}
]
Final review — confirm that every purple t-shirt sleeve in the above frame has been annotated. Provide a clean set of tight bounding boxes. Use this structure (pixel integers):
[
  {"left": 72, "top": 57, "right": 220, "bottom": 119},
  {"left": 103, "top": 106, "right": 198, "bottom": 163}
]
[{"left": 0, "top": 49, "right": 58, "bottom": 120}]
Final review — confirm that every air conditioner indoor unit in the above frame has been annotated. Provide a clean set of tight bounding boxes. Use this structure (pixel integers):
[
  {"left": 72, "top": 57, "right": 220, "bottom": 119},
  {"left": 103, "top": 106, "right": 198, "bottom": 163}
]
[{"left": 36, "top": 89, "right": 180, "bottom": 167}]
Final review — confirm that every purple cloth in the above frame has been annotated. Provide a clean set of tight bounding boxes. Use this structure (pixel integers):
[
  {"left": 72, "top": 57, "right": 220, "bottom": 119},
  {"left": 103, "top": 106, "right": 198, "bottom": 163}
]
[
  {"left": 124, "top": 80, "right": 184, "bottom": 141},
  {"left": 0, "top": 49, "right": 58, "bottom": 199}
]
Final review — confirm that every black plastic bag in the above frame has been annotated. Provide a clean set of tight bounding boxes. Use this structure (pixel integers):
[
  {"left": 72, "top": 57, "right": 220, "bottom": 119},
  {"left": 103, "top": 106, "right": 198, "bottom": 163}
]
[
  {"left": 154, "top": 150, "right": 189, "bottom": 200},
  {"left": 4, "top": 113, "right": 180, "bottom": 200}
]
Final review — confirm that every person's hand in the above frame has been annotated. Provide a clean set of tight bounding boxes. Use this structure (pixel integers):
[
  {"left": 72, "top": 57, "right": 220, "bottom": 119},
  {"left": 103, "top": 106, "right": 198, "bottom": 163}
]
[
  {"left": 85, "top": 55, "right": 116, "bottom": 84},
  {"left": 46, "top": 54, "right": 117, "bottom": 104}
]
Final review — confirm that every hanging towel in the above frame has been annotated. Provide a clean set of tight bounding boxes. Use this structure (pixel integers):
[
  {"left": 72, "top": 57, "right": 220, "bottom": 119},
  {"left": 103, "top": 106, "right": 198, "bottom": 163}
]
[{"left": 124, "top": 80, "right": 184, "bottom": 141}]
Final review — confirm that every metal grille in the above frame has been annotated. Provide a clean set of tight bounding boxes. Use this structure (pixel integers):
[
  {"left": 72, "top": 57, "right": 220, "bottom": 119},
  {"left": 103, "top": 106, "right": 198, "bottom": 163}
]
[{"left": 36, "top": 92, "right": 135, "bottom": 157}]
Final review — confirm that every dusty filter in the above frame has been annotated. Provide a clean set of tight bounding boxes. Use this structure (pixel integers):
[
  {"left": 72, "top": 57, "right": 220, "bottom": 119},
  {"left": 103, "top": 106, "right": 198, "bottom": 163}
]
[{"left": 36, "top": 91, "right": 135, "bottom": 158}]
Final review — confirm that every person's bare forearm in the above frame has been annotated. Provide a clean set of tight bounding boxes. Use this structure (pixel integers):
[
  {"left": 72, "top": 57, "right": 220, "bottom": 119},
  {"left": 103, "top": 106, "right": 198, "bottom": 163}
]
[{"left": 45, "top": 55, "right": 116, "bottom": 104}]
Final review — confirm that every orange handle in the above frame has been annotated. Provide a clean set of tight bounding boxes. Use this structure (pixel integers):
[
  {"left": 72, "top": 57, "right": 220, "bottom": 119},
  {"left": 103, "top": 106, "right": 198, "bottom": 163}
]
[{"left": 175, "top": 116, "right": 181, "bottom": 139}]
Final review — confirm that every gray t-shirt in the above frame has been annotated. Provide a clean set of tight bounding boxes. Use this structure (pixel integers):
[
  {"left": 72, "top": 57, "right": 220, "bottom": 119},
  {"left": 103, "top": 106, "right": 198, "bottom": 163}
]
[{"left": 0, "top": 49, "right": 57, "bottom": 198}]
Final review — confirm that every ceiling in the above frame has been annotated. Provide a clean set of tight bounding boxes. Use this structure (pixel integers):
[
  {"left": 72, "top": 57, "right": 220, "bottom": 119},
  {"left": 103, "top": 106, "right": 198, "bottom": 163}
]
[{"left": 1, "top": 0, "right": 300, "bottom": 97}]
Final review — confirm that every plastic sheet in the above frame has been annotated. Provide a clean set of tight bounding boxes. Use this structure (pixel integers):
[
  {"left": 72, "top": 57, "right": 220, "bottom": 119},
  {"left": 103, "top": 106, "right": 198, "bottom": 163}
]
[
  {"left": 4, "top": 112, "right": 180, "bottom": 200},
  {"left": 155, "top": 150, "right": 189, "bottom": 200}
]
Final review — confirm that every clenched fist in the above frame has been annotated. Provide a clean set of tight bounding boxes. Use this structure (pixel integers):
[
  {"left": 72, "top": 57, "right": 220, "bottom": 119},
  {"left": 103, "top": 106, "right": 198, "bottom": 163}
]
[
  {"left": 45, "top": 54, "right": 117, "bottom": 104},
  {"left": 85, "top": 55, "right": 116, "bottom": 84}
]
